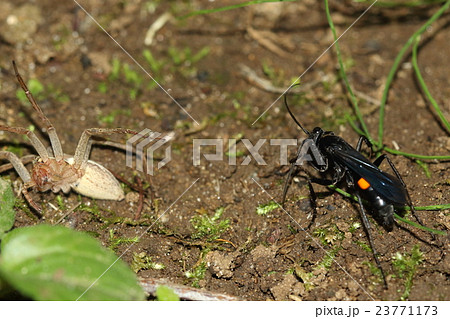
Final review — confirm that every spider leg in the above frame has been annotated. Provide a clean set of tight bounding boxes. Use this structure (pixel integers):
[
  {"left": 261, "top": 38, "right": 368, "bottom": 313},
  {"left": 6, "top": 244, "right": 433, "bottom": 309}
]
[
  {"left": 0, "top": 125, "right": 49, "bottom": 160},
  {"left": 13, "top": 61, "right": 63, "bottom": 160},
  {"left": 73, "top": 128, "right": 137, "bottom": 170},
  {"left": 22, "top": 183, "right": 42, "bottom": 215},
  {"left": 356, "top": 191, "right": 388, "bottom": 288},
  {"left": 0, "top": 151, "right": 32, "bottom": 182},
  {"left": 0, "top": 151, "right": 42, "bottom": 214},
  {"left": 0, "top": 154, "right": 36, "bottom": 174}
]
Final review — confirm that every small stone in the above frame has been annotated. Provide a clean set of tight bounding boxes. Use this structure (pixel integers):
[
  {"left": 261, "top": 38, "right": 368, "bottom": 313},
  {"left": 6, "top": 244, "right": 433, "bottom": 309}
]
[
  {"left": 335, "top": 288, "right": 348, "bottom": 300},
  {"left": 270, "top": 273, "right": 297, "bottom": 301},
  {"left": 1, "top": 4, "right": 42, "bottom": 45},
  {"left": 125, "top": 192, "right": 140, "bottom": 203},
  {"left": 88, "top": 51, "right": 112, "bottom": 75},
  {"left": 206, "top": 250, "right": 239, "bottom": 279}
]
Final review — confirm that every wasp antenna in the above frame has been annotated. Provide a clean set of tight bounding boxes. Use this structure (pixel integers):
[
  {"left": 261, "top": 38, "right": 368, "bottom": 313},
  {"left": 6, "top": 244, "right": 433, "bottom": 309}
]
[{"left": 284, "top": 83, "right": 310, "bottom": 135}]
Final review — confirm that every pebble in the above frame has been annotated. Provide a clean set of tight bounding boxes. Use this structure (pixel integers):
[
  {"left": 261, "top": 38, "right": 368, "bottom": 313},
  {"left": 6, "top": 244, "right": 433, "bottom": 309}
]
[{"left": 1, "top": 4, "right": 42, "bottom": 45}]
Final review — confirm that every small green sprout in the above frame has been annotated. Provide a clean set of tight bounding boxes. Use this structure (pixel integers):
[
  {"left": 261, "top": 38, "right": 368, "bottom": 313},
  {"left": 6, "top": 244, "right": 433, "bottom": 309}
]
[
  {"left": 313, "top": 224, "right": 344, "bottom": 246},
  {"left": 256, "top": 201, "right": 279, "bottom": 216},
  {"left": 98, "top": 109, "right": 131, "bottom": 125},
  {"left": 287, "top": 224, "right": 297, "bottom": 234},
  {"left": 143, "top": 49, "right": 164, "bottom": 73},
  {"left": 354, "top": 240, "right": 372, "bottom": 253},
  {"left": 130, "top": 252, "right": 165, "bottom": 273},
  {"left": 16, "top": 79, "right": 69, "bottom": 105},
  {"left": 185, "top": 262, "right": 207, "bottom": 288},
  {"left": 108, "top": 229, "right": 140, "bottom": 250},
  {"left": 316, "top": 246, "right": 342, "bottom": 270},
  {"left": 97, "top": 82, "right": 108, "bottom": 94},
  {"left": 415, "top": 160, "right": 431, "bottom": 178},
  {"left": 55, "top": 195, "right": 66, "bottom": 211},
  {"left": 362, "top": 261, "right": 384, "bottom": 285},
  {"left": 261, "top": 61, "right": 286, "bottom": 87},
  {"left": 122, "top": 64, "right": 143, "bottom": 86},
  {"left": 392, "top": 245, "right": 424, "bottom": 300},
  {"left": 190, "top": 207, "right": 230, "bottom": 241},
  {"left": 46, "top": 84, "right": 70, "bottom": 103},
  {"left": 294, "top": 264, "right": 315, "bottom": 291},
  {"left": 348, "top": 222, "right": 361, "bottom": 233},
  {"left": 168, "top": 46, "right": 210, "bottom": 66},
  {"left": 109, "top": 57, "right": 121, "bottom": 81}
]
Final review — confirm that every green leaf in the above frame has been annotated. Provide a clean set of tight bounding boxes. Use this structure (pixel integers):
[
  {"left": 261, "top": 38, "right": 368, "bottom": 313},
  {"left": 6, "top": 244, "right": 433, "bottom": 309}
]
[
  {"left": 0, "top": 178, "right": 16, "bottom": 239},
  {"left": 156, "top": 285, "right": 180, "bottom": 301},
  {"left": 0, "top": 225, "right": 145, "bottom": 300}
]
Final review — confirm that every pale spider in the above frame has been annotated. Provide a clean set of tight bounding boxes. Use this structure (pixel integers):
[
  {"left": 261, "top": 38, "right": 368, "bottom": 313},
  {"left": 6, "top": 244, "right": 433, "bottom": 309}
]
[{"left": 0, "top": 61, "right": 138, "bottom": 213}]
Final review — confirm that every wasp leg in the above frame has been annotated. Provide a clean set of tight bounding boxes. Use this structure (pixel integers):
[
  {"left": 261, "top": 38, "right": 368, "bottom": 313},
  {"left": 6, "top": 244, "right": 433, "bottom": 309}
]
[
  {"left": 305, "top": 178, "right": 317, "bottom": 228},
  {"left": 356, "top": 192, "right": 388, "bottom": 288},
  {"left": 355, "top": 136, "right": 373, "bottom": 158},
  {"left": 282, "top": 137, "right": 328, "bottom": 203},
  {"left": 373, "top": 154, "right": 426, "bottom": 231},
  {"left": 283, "top": 172, "right": 330, "bottom": 229},
  {"left": 282, "top": 138, "right": 310, "bottom": 206},
  {"left": 281, "top": 160, "right": 299, "bottom": 207}
]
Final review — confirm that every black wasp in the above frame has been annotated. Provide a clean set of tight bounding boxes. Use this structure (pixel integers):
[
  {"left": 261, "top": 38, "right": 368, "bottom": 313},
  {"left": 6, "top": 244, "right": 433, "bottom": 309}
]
[{"left": 281, "top": 94, "right": 426, "bottom": 288}]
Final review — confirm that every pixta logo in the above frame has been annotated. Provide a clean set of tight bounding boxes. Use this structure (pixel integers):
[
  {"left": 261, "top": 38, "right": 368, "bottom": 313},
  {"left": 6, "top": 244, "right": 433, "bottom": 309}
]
[
  {"left": 192, "top": 138, "right": 325, "bottom": 166},
  {"left": 126, "top": 129, "right": 174, "bottom": 175},
  {"left": 126, "top": 130, "right": 325, "bottom": 175}
]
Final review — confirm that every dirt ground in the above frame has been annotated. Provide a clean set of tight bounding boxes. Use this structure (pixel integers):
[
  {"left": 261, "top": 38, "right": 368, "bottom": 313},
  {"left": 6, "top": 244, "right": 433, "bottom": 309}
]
[{"left": 0, "top": 0, "right": 449, "bottom": 301}]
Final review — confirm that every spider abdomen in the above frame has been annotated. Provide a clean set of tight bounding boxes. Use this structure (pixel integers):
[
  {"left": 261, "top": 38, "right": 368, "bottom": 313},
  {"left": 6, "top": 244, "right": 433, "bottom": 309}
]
[{"left": 66, "top": 158, "right": 125, "bottom": 201}]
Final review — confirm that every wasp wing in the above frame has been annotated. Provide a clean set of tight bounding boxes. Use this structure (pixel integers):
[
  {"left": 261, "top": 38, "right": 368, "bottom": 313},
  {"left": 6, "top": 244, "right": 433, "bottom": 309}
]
[{"left": 330, "top": 147, "right": 408, "bottom": 205}]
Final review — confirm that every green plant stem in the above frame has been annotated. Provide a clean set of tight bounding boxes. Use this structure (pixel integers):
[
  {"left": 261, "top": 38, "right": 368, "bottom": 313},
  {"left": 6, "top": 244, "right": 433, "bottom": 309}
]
[
  {"left": 411, "top": 37, "right": 450, "bottom": 133},
  {"left": 394, "top": 214, "right": 445, "bottom": 235},
  {"left": 378, "top": 0, "right": 450, "bottom": 146},
  {"left": 327, "top": 185, "right": 447, "bottom": 235},
  {"left": 324, "top": 0, "right": 372, "bottom": 142},
  {"left": 356, "top": 0, "right": 446, "bottom": 7},
  {"left": 383, "top": 147, "right": 450, "bottom": 160},
  {"left": 346, "top": 110, "right": 450, "bottom": 160},
  {"left": 329, "top": 185, "right": 450, "bottom": 211}
]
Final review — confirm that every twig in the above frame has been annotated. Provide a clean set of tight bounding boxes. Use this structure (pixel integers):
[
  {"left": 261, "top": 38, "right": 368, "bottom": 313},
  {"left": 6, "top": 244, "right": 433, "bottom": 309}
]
[
  {"left": 246, "top": 27, "right": 292, "bottom": 58},
  {"left": 353, "top": 90, "right": 384, "bottom": 108},
  {"left": 144, "top": 12, "right": 172, "bottom": 46},
  {"left": 138, "top": 277, "right": 241, "bottom": 301},
  {"left": 134, "top": 176, "right": 144, "bottom": 220},
  {"left": 238, "top": 63, "right": 324, "bottom": 94},
  {"left": 55, "top": 202, "right": 82, "bottom": 225}
]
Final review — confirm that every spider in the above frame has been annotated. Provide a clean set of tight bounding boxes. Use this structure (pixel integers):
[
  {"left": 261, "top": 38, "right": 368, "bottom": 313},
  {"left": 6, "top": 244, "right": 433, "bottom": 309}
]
[{"left": 0, "top": 61, "right": 138, "bottom": 213}]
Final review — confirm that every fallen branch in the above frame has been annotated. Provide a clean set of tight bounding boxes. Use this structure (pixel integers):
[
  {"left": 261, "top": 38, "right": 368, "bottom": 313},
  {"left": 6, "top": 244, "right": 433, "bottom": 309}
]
[{"left": 139, "top": 277, "right": 241, "bottom": 301}]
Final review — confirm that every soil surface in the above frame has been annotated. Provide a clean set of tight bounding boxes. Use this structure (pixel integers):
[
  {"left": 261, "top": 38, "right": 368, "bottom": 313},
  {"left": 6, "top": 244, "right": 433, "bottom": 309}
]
[{"left": 0, "top": 0, "right": 449, "bottom": 301}]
